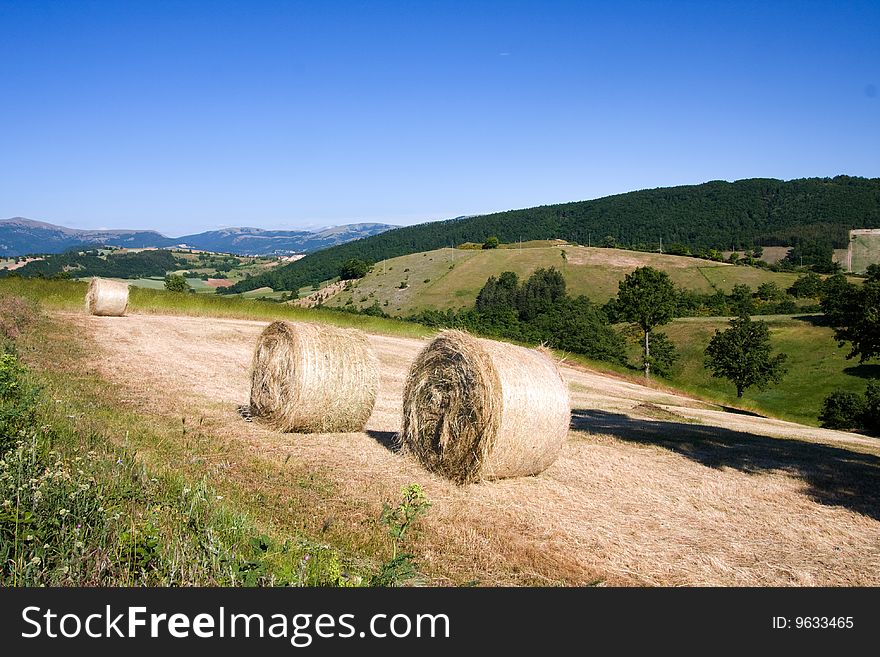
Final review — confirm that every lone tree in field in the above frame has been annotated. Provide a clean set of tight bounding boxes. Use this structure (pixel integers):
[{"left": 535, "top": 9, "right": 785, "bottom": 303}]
[
  {"left": 482, "top": 236, "right": 500, "bottom": 250},
  {"left": 704, "top": 314, "right": 787, "bottom": 398},
  {"left": 164, "top": 273, "right": 190, "bottom": 293},
  {"left": 615, "top": 266, "right": 677, "bottom": 377},
  {"left": 339, "top": 258, "right": 371, "bottom": 280}
]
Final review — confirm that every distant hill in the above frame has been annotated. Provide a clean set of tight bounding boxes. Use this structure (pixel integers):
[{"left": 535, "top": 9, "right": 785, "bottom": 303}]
[
  {"left": 225, "top": 175, "right": 880, "bottom": 294},
  {"left": 0, "top": 218, "right": 176, "bottom": 255},
  {"left": 0, "top": 248, "right": 183, "bottom": 280},
  {"left": 174, "top": 223, "right": 395, "bottom": 255},
  {"left": 0, "top": 217, "right": 396, "bottom": 257},
  {"left": 318, "top": 243, "right": 810, "bottom": 316}
]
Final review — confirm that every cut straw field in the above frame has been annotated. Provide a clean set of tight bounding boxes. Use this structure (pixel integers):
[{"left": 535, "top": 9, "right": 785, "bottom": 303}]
[{"left": 46, "top": 309, "right": 880, "bottom": 586}]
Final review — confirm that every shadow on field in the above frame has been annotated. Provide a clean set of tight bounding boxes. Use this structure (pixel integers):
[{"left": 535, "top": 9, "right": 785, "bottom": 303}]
[
  {"left": 718, "top": 405, "right": 765, "bottom": 417},
  {"left": 571, "top": 409, "right": 880, "bottom": 520},
  {"left": 366, "top": 430, "right": 401, "bottom": 453},
  {"left": 792, "top": 314, "right": 831, "bottom": 327},
  {"left": 842, "top": 363, "right": 880, "bottom": 379}
]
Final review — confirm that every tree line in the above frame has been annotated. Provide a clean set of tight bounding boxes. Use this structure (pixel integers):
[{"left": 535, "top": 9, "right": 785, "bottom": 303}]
[
  {"left": 0, "top": 249, "right": 185, "bottom": 280},
  {"left": 224, "top": 175, "right": 880, "bottom": 294},
  {"left": 399, "top": 265, "right": 789, "bottom": 399}
]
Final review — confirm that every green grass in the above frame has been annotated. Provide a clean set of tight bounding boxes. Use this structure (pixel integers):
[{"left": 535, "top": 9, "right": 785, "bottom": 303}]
[
  {"left": 849, "top": 232, "right": 880, "bottom": 274},
  {"left": 77, "top": 276, "right": 217, "bottom": 294},
  {"left": 326, "top": 245, "right": 830, "bottom": 316},
  {"left": 648, "top": 315, "right": 871, "bottom": 426}
]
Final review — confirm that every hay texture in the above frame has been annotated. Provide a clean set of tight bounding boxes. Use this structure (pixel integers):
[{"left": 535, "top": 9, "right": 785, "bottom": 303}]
[
  {"left": 249, "top": 320, "right": 379, "bottom": 433},
  {"left": 402, "top": 330, "right": 570, "bottom": 484},
  {"left": 85, "top": 277, "right": 129, "bottom": 316}
]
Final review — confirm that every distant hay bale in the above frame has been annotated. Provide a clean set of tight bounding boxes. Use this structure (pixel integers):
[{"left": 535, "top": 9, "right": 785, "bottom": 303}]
[
  {"left": 85, "top": 278, "right": 129, "bottom": 316},
  {"left": 402, "top": 330, "right": 570, "bottom": 484},
  {"left": 249, "top": 321, "right": 379, "bottom": 433}
]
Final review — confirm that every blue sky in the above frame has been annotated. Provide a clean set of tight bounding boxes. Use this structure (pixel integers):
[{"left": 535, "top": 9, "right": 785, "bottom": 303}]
[{"left": 1, "top": 0, "right": 877, "bottom": 235}]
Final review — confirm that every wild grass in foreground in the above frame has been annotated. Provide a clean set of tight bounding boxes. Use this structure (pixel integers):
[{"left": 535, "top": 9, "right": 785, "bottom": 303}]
[{"left": 0, "top": 294, "right": 429, "bottom": 586}]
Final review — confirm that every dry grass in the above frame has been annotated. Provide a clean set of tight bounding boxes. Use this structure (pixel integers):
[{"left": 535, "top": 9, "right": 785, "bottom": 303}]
[
  {"left": 290, "top": 280, "right": 347, "bottom": 308},
  {"left": 52, "top": 310, "right": 880, "bottom": 586},
  {"left": 250, "top": 320, "right": 378, "bottom": 433},
  {"left": 85, "top": 277, "right": 129, "bottom": 316},
  {"left": 402, "top": 330, "right": 570, "bottom": 483}
]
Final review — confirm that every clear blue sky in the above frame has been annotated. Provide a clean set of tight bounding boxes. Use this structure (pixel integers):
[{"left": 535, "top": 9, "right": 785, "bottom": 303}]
[{"left": 1, "top": 0, "right": 877, "bottom": 235}]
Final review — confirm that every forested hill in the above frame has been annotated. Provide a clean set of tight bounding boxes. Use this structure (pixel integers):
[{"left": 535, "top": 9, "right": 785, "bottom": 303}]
[{"left": 226, "top": 176, "right": 880, "bottom": 294}]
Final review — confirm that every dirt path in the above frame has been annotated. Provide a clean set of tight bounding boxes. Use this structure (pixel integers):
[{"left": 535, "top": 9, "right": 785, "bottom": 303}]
[{"left": 61, "top": 311, "right": 880, "bottom": 586}]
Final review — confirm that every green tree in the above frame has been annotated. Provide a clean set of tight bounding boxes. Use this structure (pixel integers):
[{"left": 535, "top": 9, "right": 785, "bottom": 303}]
[
  {"left": 482, "top": 236, "right": 500, "bottom": 250},
  {"left": 517, "top": 267, "right": 566, "bottom": 321},
  {"left": 787, "top": 272, "right": 823, "bottom": 298},
  {"left": 729, "top": 284, "right": 754, "bottom": 315},
  {"left": 645, "top": 331, "right": 677, "bottom": 377},
  {"left": 475, "top": 271, "right": 519, "bottom": 313},
  {"left": 615, "top": 266, "right": 677, "bottom": 377},
  {"left": 704, "top": 314, "right": 788, "bottom": 397},
  {"left": 164, "top": 273, "right": 190, "bottom": 293},
  {"left": 528, "top": 296, "right": 626, "bottom": 364},
  {"left": 756, "top": 282, "right": 782, "bottom": 302},
  {"left": 339, "top": 258, "right": 371, "bottom": 280},
  {"left": 785, "top": 238, "right": 835, "bottom": 272},
  {"left": 822, "top": 278, "right": 880, "bottom": 362}
]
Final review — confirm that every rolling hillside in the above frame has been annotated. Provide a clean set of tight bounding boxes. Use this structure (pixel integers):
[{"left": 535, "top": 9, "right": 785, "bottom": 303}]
[
  {"left": 226, "top": 175, "right": 880, "bottom": 294},
  {"left": 321, "top": 243, "right": 807, "bottom": 315}
]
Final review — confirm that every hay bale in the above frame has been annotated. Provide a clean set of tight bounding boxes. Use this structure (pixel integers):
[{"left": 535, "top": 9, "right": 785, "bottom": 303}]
[
  {"left": 85, "top": 277, "right": 129, "bottom": 316},
  {"left": 249, "top": 320, "right": 379, "bottom": 433},
  {"left": 402, "top": 330, "right": 570, "bottom": 484}
]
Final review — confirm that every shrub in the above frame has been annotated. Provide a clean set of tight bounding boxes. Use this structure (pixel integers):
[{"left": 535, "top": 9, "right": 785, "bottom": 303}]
[
  {"left": 339, "top": 259, "right": 371, "bottom": 281},
  {"left": 163, "top": 274, "right": 190, "bottom": 293},
  {"left": 819, "top": 391, "right": 867, "bottom": 430},
  {"left": 862, "top": 381, "right": 880, "bottom": 434},
  {"left": 788, "top": 273, "right": 823, "bottom": 298}
]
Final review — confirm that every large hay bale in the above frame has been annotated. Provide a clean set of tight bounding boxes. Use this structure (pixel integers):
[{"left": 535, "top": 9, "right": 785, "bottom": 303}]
[
  {"left": 402, "top": 330, "right": 570, "bottom": 484},
  {"left": 85, "top": 277, "right": 129, "bottom": 316},
  {"left": 250, "top": 320, "right": 379, "bottom": 433}
]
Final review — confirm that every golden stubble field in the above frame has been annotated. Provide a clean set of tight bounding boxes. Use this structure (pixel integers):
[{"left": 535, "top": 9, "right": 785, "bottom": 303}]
[{"left": 63, "top": 312, "right": 880, "bottom": 586}]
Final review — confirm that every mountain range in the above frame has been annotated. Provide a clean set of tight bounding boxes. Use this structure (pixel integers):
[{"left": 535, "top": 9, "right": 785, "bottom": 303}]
[{"left": 0, "top": 217, "right": 396, "bottom": 257}]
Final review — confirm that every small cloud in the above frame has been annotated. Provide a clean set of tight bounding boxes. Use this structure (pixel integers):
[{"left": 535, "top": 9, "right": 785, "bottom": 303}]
[{"left": 499, "top": 52, "right": 510, "bottom": 56}]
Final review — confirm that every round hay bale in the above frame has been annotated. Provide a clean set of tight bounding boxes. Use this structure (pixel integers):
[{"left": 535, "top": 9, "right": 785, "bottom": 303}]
[
  {"left": 85, "top": 277, "right": 129, "bottom": 316},
  {"left": 402, "top": 330, "right": 570, "bottom": 484},
  {"left": 249, "top": 320, "right": 379, "bottom": 433}
]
